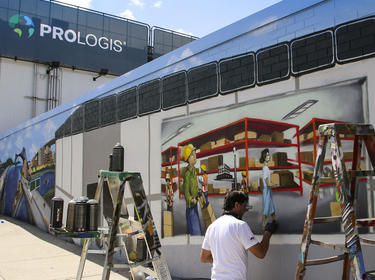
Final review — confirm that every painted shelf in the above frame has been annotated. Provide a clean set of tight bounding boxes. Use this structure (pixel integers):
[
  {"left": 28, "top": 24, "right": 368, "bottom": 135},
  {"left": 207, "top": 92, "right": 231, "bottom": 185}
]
[{"left": 177, "top": 117, "right": 303, "bottom": 198}]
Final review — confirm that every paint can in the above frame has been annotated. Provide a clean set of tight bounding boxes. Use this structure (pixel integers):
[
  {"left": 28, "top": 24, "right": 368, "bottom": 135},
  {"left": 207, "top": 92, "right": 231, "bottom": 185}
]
[
  {"left": 109, "top": 154, "right": 113, "bottom": 171},
  {"left": 136, "top": 236, "right": 147, "bottom": 261},
  {"left": 50, "top": 197, "right": 64, "bottom": 228},
  {"left": 86, "top": 199, "right": 99, "bottom": 231},
  {"left": 66, "top": 199, "right": 76, "bottom": 231},
  {"left": 74, "top": 200, "right": 88, "bottom": 232},
  {"left": 112, "top": 143, "right": 124, "bottom": 172}
]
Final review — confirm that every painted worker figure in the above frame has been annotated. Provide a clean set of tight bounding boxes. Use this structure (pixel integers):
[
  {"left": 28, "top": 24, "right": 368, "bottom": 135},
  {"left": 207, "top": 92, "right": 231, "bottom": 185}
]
[
  {"left": 241, "top": 171, "right": 248, "bottom": 193},
  {"left": 260, "top": 148, "right": 276, "bottom": 228},
  {"left": 165, "top": 173, "right": 174, "bottom": 211},
  {"left": 200, "top": 191, "right": 278, "bottom": 280},
  {"left": 182, "top": 144, "right": 202, "bottom": 235},
  {"left": 198, "top": 164, "right": 209, "bottom": 208}
]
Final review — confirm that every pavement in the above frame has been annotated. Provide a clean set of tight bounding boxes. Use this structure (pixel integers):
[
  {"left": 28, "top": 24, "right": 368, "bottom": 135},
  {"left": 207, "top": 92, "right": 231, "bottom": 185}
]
[
  {"left": 0, "top": 216, "right": 128, "bottom": 280},
  {"left": 0, "top": 216, "right": 209, "bottom": 280}
]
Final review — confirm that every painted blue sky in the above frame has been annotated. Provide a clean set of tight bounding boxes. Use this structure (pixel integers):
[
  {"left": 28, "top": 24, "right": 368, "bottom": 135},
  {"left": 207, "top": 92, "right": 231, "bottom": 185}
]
[{"left": 56, "top": 0, "right": 281, "bottom": 38}]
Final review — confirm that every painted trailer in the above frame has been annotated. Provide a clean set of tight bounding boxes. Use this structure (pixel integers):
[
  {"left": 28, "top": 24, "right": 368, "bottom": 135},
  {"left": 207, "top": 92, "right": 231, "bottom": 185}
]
[{"left": 1, "top": 0, "right": 375, "bottom": 278}]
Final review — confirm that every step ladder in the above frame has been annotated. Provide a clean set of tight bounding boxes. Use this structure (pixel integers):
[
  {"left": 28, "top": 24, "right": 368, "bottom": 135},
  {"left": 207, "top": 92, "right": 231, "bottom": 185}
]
[
  {"left": 295, "top": 123, "right": 375, "bottom": 280},
  {"left": 76, "top": 170, "right": 171, "bottom": 280}
]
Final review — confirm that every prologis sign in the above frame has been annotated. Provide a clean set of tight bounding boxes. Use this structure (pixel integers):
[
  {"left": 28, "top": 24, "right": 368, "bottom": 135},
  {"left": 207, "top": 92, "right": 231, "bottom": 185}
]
[
  {"left": 1, "top": 8, "right": 149, "bottom": 75},
  {"left": 39, "top": 24, "right": 125, "bottom": 53},
  {"left": 9, "top": 14, "right": 125, "bottom": 53}
]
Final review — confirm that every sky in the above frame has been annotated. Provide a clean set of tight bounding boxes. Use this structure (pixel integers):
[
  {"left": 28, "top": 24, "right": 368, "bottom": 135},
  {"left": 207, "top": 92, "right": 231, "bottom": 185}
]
[{"left": 56, "top": 0, "right": 281, "bottom": 38}]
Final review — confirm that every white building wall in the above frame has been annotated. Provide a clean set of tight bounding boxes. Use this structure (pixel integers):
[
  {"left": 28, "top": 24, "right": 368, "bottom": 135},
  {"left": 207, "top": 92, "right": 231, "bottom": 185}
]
[{"left": 0, "top": 57, "right": 116, "bottom": 135}]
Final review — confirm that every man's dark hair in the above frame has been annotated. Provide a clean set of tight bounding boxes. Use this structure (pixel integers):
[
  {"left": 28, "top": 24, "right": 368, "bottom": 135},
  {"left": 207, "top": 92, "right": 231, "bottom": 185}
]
[
  {"left": 259, "top": 148, "right": 270, "bottom": 164},
  {"left": 223, "top": 190, "right": 249, "bottom": 211}
]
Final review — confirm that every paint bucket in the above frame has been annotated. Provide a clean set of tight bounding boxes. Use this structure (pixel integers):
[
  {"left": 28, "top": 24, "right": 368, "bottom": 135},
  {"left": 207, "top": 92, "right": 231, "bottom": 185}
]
[
  {"left": 86, "top": 199, "right": 99, "bottom": 231},
  {"left": 74, "top": 200, "right": 88, "bottom": 232},
  {"left": 112, "top": 143, "right": 124, "bottom": 172},
  {"left": 136, "top": 236, "right": 147, "bottom": 261},
  {"left": 66, "top": 199, "right": 76, "bottom": 231},
  {"left": 50, "top": 197, "right": 64, "bottom": 228}
]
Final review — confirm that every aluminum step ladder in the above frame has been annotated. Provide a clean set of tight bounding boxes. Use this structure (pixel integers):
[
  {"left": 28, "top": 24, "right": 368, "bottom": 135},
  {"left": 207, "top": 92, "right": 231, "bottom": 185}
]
[
  {"left": 295, "top": 123, "right": 375, "bottom": 280},
  {"left": 76, "top": 170, "right": 171, "bottom": 280}
]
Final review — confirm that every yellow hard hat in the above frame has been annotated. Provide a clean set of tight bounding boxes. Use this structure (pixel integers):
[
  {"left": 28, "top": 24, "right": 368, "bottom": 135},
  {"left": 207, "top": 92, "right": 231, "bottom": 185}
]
[
  {"left": 201, "top": 164, "right": 207, "bottom": 172},
  {"left": 183, "top": 144, "right": 195, "bottom": 161},
  {"left": 242, "top": 171, "right": 247, "bottom": 177}
]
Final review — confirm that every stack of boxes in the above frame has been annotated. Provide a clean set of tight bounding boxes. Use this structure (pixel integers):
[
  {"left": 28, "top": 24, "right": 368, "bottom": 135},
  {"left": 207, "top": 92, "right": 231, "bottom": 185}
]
[{"left": 163, "top": 210, "right": 173, "bottom": 237}]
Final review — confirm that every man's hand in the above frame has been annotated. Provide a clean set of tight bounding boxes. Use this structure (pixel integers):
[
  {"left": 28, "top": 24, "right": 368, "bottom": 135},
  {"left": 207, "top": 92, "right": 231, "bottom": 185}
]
[
  {"left": 191, "top": 198, "right": 197, "bottom": 205},
  {"left": 264, "top": 221, "right": 278, "bottom": 234}
]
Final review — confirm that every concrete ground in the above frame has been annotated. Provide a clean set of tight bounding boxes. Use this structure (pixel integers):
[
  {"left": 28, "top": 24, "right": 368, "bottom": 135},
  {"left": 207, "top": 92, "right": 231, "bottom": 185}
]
[
  {"left": 0, "top": 216, "right": 208, "bottom": 280},
  {"left": 0, "top": 216, "right": 129, "bottom": 280}
]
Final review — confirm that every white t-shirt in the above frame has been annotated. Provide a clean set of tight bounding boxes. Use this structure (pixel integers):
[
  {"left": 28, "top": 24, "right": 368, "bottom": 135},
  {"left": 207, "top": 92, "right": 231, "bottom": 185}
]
[{"left": 202, "top": 215, "right": 259, "bottom": 280}]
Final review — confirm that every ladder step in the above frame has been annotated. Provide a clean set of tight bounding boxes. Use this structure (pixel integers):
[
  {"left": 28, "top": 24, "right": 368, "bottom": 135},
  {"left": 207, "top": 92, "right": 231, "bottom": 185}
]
[
  {"left": 89, "top": 247, "right": 122, "bottom": 255},
  {"left": 314, "top": 216, "right": 375, "bottom": 227},
  {"left": 305, "top": 254, "right": 347, "bottom": 266},
  {"left": 314, "top": 216, "right": 341, "bottom": 223},
  {"left": 350, "top": 170, "right": 375, "bottom": 177},
  {"left": 360, "top": 237, "right": 375, "bottom": 246},
  {"left": 319, "top": 123, "right": 374, "bottom": 136},
  {"left": 112, "top": 264, "right": 130, "bottom": 269},
  {"left": 310, "top": 240, "right": 348, "bottom": 253},
  {"left": 87, "top": 249, "right": 106, "bottom": 254},
  {"left": 356, "top": 218, "right": 375, "bottom": 227},
  {"left": 366, "top": 270, "right": 375, "bottom": 280},
  {"left": 116, "top": 230, "right": 143, "bottom": 237}
]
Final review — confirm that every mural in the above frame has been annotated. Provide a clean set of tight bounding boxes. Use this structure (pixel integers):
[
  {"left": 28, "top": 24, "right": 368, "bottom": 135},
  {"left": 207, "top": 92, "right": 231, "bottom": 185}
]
[
  {"left": 160, "top": 81, "right": 370, "bottom": 236},
  {"left": 0, "top": 111, "right": 70, "bottom": 231}
]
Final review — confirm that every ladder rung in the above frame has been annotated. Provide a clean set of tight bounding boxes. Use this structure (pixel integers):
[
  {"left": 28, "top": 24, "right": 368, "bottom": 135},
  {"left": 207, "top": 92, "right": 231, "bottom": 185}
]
[
  {"left": 319, "top": 123, "right": 374, "bottom": 136},
  {"left": 310, "top": 240, "right": 348, "bottom": 253},
  {"left": 366, "top": 270, "right": 375, "bottom": 280},
  {"left": 129, "top": 255, "right": 160, "bottom": 268},
  {"left": 305, "top": 254, "right": 347, "bottom": 266},
  {"left": 356, "top": 218, "right": 375, "bottom": 227},
  {"left": 360, "top": 237, "right": 375, "bottom": 246},
  {"left": 314, "top": 216, "right": 341, "bottom": 223},
  {"left": 87, "top": 249, "right": 106, "bottom": 254},
  {"left": 117, "top": 230, "right": 143, "bottom": 237},
  {"left": 112, "top": 264, "right": 130, "bottom": 269},
  {"left": 350, "top": 170, "right": 375, "bottom": 177}
]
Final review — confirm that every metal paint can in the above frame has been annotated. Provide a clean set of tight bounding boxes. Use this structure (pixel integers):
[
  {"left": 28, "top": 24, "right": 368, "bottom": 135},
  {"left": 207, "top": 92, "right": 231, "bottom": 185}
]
[
  {"left": 112, "top": 143, "right": 124, "bottom": 172},
  {"left": 50, "top": 197, "right": 64, "bottom": 228},
  {"left": 109, "top": 154, "right": 113, "bottom": 171},
  {"left": 136, "top": 236, "right": 147, "bottom": 262},
  {"left": 87, "top": 199, "right": 99, "bottom": 231},
  {"left": 74, "top": 201, "right": 87, "bottom": 232},
  {"left": 66, "top": 199, "right": 76, "bottom": 231}
]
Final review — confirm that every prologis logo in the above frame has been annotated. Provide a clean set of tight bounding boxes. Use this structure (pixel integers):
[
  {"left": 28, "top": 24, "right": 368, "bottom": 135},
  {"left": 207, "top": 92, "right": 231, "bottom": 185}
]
[{"left": 9, "top": 14, "right": 35, "bottom": 38}]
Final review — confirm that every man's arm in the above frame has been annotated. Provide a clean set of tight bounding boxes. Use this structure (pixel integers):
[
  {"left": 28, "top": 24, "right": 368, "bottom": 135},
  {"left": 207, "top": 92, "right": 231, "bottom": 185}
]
[
  {"left": 248, "top": 231, "right": 271, "bottom": 259},
  {"left": 200, "top": 248, "right": 213, "bottom": 263}
]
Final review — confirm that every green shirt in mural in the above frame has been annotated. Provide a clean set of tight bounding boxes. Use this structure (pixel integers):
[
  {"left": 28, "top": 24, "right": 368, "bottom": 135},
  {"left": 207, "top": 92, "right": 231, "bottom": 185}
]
[{"left": 183, "top": 165, "right": 199, "bottom": 209}]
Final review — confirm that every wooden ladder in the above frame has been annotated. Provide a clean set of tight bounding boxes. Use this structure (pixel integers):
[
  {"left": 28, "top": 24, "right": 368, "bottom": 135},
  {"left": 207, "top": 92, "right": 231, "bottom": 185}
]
[
  {"left": 295, "top": 123, "right": 375, "bottom": 280},
  {"left": 76, "top": 170, "right": 171, "bottom": 280}
]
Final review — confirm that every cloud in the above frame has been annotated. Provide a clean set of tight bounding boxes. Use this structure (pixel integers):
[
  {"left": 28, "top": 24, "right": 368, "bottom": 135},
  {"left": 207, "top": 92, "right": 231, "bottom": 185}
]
[
  {"left": 59, "top": 0, "right": 92, "bottom": 8},
  {"left": 29, "top": 144, "right": 38, "bottom": 159},
  {"left": 7, "top": 139, "right": 12, "bottom": 150},
  {"left": 43, "top": 119, "right": 57, "bottom": 141},
  {"left": 15, "top": 136, "right": 24, "bottom": 151},
  {"left": 120, "top": 9, "right": 135, "bottom": 20},
  {"left": 25, "top": 126, "right": 32, "bottom": 138},
  {"left": 129, "top": 0, "right": 144, "bottom": 7},
  {"left": 153, "top": 1, "right": 162, "bottom": 8}
]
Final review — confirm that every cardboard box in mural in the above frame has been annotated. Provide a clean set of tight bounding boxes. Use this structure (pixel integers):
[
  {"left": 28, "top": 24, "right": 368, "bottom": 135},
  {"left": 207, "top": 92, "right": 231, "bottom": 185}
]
[{"left": 160, "top": 81, "right": 370, "bottom": 236}]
